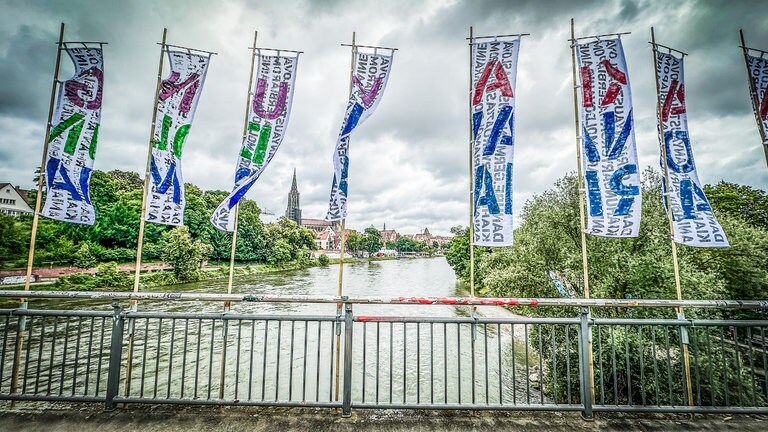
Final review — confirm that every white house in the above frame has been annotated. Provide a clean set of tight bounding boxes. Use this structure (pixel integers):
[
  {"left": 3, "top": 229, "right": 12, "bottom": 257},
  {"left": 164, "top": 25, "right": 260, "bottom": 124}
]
[
  {"left": 315, "top": 226, "right": 337, "bottom": 251},
  {"left": 0, "top": 183, "right": 33, "bottom": 217}
]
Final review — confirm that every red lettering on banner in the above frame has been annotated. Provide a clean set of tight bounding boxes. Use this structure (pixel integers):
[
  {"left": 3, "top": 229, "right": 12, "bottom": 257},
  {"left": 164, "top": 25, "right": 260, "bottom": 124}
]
[
  {"left": 599, "top": 59, "right": 627, "bottom": 106},
  {"left": 580, "top": 66, "right": 594, "bottom": 107},
  {"left": 760, "top": 85, "right": 768, "bottom": 121},
  {"left": 472, "top": 60, "right": 513, "bottom": 105},
  {"left": 661, "top": 79, "right": 686, "bottom": 122}
]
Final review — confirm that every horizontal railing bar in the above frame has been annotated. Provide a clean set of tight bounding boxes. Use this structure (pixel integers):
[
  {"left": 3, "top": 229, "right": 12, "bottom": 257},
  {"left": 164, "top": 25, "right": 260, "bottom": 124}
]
[
  {"left": 594, "top": 318, "right": 768, "bottom": 327},
  {"left": 355, "top": 315, "right": 579, "bottom": 325},
  {"left": 115, "top": 397, "right": 341, "bottom": 408},
  {"left": 126, "top": 311, "right": 339, "bottom": 321},
  {"left": 0, "top": 309, "right": 112, "bottom": 318},
  {"left": 1, "top": 290, "right": 767, "bottom": 309},
  {"left": 352, "top": 403, "right": 585, "bottom": 411},
  {"left": 0, "top": 394, "right": 105, "bottom": 403},
  {"left": 593, "top": 405, "right": 768, "bottom": 414}
]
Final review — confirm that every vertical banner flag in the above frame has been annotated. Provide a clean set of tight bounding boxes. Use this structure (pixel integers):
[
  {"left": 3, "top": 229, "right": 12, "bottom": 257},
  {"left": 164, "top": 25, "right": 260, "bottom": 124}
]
[
  {"left": 325, "top": 49, "right": 394, "bottom": 221},
  {"left": 745, "top": 51, "right": 768, "bottom": 155},
  {"left": 145, "top": 50, "right": 211, "bottom": 226},
  {"left": 211, "top": 52, "right": 300, "bottom": 231},
  {"left": 656, "top": 51, "right": 728, "bottom": 247},
  {"left": 471, "top": 38, "right": 520, "bottom": 247},
  {"left": 576, "top": 38, "right": 641, "bottom": 237},
  {"left": 42, "top": 46, "right": 104, "bottom": 225}
]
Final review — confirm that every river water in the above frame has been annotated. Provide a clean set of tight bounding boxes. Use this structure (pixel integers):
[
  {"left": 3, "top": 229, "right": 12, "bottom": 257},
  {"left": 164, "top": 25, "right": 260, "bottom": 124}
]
[{"left": 1, "top": 258, "right": 552, "bottom": 407}]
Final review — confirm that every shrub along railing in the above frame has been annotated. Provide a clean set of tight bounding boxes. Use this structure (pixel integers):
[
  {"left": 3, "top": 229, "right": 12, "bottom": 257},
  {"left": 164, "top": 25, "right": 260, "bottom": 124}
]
[{"left": 0, "top": 291, "right": 767, "bottom": 418}]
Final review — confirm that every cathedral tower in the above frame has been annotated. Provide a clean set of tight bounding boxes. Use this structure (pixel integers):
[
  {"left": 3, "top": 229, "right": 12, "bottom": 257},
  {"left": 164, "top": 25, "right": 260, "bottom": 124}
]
[{"left": 285, "top": 168, "right": 302, "bottom": 226}]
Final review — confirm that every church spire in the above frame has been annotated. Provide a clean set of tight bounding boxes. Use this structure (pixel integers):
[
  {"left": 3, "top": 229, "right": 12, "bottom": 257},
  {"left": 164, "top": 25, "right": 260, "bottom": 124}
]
[{"left": 285, "top": 168, "right": 302, "bottom": 226}]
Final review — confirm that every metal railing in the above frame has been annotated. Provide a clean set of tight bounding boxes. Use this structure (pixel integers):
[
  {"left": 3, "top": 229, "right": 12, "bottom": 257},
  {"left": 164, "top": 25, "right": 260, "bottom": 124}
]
[{"left": 1, "top": 291, "right": 768, "bottom": 418}]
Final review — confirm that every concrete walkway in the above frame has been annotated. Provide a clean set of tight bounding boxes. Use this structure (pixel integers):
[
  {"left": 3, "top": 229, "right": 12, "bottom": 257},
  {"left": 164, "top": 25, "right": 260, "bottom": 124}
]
[{"left": 1, "top": 405, "right": 766, "bottom": 431}]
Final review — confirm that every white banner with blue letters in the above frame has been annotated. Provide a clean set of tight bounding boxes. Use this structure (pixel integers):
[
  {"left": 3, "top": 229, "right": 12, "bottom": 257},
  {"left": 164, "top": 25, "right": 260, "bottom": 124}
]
[
  {"left": 576, "top": 38, "right": 641, "bottom": 238},
  {"left": 210, "top": 52, "right": 300, "bottom": 232},
  {"left": 471, "top": 38, "right": 519, "bottom": 247},
  {"left": 325, "top": 49, "right": 394, "bottom": 221},
  {"left": 656, "top": 50, "right": 728, "bottom": 247},
  {"left": 42, "top": 46, "right": 104, "bottom": 225},
  {"left": 145, "top": 49, "right": 211, "bottom": 226}
]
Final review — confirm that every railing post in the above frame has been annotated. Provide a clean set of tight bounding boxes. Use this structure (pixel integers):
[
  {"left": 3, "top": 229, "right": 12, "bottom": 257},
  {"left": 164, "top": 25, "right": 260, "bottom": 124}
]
[
  {"left": 9, "top": 301, "right": 28, "bottom": 400},
  {"left": 579, "top": 308, "right": 594, "bottom": 419},
  {"left": 677, "top": 311, "right": 694, "bottom": 406},
  {"left": 105, "top": 301, "right": 125, "bottom": 411},
  {"left": 341, "top": 303, "right": 353, "bottom": 417}
]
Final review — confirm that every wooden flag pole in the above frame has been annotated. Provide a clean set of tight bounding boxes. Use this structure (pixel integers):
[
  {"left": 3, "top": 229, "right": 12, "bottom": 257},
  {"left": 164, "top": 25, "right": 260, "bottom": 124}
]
[
  {"left": 218, "top": 30, "right": 258, "bottom": 399},
  {"left": 739, "top": 29, "right": 768, "bottom": 168},
  {"left": 125, "top": 28, "right": 168, "bottom": 398},
  {"left": 334, "top": 30, "right": 355, "bottom": 405},
  {"left": 132, "top": 28, "right": 168, "bottom": 299},
  {"left": 468, "top": 27, "right": 476, "bottom": 300},
  {"left": 225, "top": 30, "right": 259, "bottom": 307},
  {"left": 569, "top": 19, "right": 591, "bottom": 300},
  {"left": 11, "top": 21, "right": 66, "bottom": 400},
  {"left": 650, "top": 27, "right": 694, "bottom": 407},
  {"left": 569, "top": 18, "right": 596, "bottom": 405}
]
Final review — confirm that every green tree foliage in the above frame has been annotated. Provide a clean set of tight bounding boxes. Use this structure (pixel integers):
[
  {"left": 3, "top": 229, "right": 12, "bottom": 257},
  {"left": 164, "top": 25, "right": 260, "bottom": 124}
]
[
  {"left": 471, "top": 170, "right": 768, "bottom": 316},
  {"left": 345, "top": 231, "right": 364, "bottom": 257},
  {"left": 160, "top": 226, "right": 211, "bottom": 282},
  {"left": 0, "top": 169, "right": 318, "bottom": 271},
  {"left": 0, "top": 214, "right": 27, "bottom": 267},
  {"left": 363, "top": 226, "right": 383, "bottom": 256},
  {"left": 452, "top": 170, "right": 768, "bottom": 406}
]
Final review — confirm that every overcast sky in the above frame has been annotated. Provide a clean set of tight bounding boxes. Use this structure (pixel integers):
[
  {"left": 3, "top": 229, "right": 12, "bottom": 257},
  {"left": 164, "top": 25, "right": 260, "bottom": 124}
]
[{"left": 1, "top": 0, "right": 767, "bottom": 236}]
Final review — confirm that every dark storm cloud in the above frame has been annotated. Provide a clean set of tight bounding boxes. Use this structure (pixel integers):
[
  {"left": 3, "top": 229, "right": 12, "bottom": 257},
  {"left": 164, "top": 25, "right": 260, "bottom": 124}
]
[{"left": 0, "top": 0, "right": 767, "bottom": 236}]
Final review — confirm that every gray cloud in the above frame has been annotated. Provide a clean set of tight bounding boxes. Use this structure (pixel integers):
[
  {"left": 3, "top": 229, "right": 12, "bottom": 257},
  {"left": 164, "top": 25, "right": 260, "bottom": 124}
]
[{"left": 0, "top": 0, "right": 767, "bottom": 238}]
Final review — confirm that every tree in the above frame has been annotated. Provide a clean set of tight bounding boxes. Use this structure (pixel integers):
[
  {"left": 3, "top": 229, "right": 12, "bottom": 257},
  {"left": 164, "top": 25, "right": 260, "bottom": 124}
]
[
  {"left": 362, "top": 226, "right": 383, "bottom": 257},
  {"left": 0, "top": 214, "right": 27, "bottom": 267},
  {"left": 469, "top": 170, "right": 768, "bottom": 405},
  {"left": 267, "top": 238, "right": 292, "bottom": 266},
  {"left": 345, "top": 231, "right": 364, "bottom": 257},
  {"left": 705, "top": 181, "right": 768, "bottom": 230},
  {"left": 160, "top": 226, "right": 211, "bottom": 282}
]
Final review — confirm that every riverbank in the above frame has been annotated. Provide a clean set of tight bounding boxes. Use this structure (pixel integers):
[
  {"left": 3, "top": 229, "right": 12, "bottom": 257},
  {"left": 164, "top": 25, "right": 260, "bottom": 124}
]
[
  {"left": 0, "top": 404, "right": 763, "bottom": 432},
  {"left": 0, "top": 255, "right": 434, "bottom": 291}
]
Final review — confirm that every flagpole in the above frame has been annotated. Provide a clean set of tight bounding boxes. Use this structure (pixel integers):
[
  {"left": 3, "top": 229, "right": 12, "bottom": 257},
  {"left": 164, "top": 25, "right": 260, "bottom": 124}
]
[
  {"left": 740, "top": 29, "right": 768, "bottom": 168},
  {"left": 225, "top": 30, "right": 258, "bottom": 308},
  {"left": 569, "top": 20, "right": 591, "bottom": 300},
  {"left": 11, "top": 21, "right": 66, "bottom": 400},
  {"left": 569, "top": 18, "right": 596, "bottom": 405},
  {"left": 334, "top": 30, "right": 355, "bottom": 404},
  {"left": 650, "top": 27, "right": 694, "bottom": 407},
  {"left": 468, "top": 27, "right": 476, "bottom": 299},
  {"left": 218, "top": 30, "right": 258, "bottom": 399},
  {"left": 125, "top": 28, "right": 168, "bottom": 398}
]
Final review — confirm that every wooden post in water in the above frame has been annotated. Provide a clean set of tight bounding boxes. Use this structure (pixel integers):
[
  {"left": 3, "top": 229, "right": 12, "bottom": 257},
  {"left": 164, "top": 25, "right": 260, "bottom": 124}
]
[
  {"left": 650, "top": 27, "right": 694, "bottom": 407},
  {"left": 569, "top": 18, "right": 596, "bottom": 405},
  {"left": 335, "top": 30, "right": 355, "bottom": 404},
  {"left": 124, "top": 28, "right": 168, "bottom": 398},
  {"left": 11, "top": 21, "right": 66, "bottom": 400}
]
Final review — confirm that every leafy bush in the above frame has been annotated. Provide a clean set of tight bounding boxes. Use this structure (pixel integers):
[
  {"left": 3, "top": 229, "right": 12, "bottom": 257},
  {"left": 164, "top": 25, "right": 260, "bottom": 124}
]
[{"left": 318, "top": 254, "right": 330, "bottom": 266}]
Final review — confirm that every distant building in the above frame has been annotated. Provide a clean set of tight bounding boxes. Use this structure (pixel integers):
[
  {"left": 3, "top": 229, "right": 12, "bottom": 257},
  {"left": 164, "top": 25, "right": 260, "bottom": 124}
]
[
  {"left": 314, "top": 226, "right": 337, "bottom": 250},
  {"left": 380, "top": 223, "right": 399, "bottom": 243},
  {"left": 0, "top": 183, "right": 33, "bottom": 217},
  {"left": 413, "top": 227, "right": 432, "bottom": 243},
  {"left": 302, "top": 218, "right": 341, "bottom": 235},
  {"left": 284, "top": 169, "right": 302, "bottom": 226}
]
